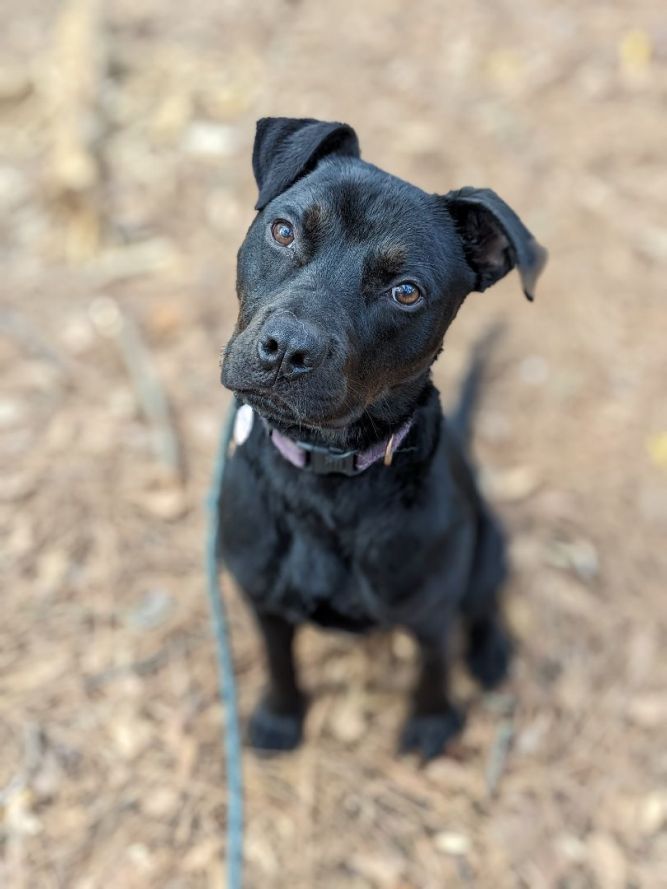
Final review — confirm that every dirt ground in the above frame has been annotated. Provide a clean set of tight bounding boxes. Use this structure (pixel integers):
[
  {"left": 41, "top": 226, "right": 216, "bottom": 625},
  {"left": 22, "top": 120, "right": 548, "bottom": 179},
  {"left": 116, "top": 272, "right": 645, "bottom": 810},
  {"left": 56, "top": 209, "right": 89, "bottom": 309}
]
[{"left": 1, "top": 1, "right": 666, "bottom": 887}]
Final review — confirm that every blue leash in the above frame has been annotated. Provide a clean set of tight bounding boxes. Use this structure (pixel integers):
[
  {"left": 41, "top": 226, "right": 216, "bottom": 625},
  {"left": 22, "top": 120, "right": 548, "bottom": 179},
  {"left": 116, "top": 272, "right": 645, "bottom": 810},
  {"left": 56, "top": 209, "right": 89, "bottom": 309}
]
[{"left": 205, "top": 399, "right": 244, "bottom": 888}]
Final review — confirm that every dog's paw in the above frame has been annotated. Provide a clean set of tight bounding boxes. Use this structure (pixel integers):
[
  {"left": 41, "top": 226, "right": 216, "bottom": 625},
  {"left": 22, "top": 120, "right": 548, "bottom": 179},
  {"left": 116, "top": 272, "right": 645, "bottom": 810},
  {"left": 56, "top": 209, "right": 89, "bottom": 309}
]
[
  {"left": 466, "top": 621, "right": 512, "bottom": 690},
  {"left": 247, "top": 701, "right": 305, "bottom": 754},
  {"left": 399, "top": 708, "right": 465, "bottom": 762}
]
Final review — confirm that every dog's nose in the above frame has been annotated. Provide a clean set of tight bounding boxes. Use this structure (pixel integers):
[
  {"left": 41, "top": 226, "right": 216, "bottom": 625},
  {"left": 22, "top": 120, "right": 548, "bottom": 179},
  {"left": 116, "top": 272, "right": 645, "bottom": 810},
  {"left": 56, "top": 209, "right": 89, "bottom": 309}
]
[{"left": 257, "top": 315, "right": 326, "bottom": 378}]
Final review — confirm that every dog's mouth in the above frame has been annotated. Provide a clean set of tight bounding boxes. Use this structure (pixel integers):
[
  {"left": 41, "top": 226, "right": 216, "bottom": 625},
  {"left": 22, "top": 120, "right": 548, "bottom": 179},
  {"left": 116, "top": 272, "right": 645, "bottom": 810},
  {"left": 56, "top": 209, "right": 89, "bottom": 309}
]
[
  {"left": 233, "top": 387, "right": 361, "bottom": 432},
  {"left": 221, "top": 348, "right": 363, "bottom": 431},
  {"left": 237, "top": 389, "right": 300, "bottom": 425}
]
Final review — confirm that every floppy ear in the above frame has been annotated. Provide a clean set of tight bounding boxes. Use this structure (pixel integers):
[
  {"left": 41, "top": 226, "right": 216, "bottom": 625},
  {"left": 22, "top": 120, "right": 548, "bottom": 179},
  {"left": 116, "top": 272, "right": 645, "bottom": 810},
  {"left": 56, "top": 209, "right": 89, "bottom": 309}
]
[
  {"left": 252, "top": 117, "right": 360, "bottom": 211},
  {"left": 443, "top": 187, "right": 547, "bottom": 301}
]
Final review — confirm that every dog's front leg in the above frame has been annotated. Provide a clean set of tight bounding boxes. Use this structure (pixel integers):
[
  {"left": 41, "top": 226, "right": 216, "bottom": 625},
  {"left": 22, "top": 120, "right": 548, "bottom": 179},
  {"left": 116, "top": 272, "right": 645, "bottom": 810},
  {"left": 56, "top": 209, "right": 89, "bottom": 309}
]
[
  {"left": 248, "top": 612, "right": 307, "bottom": 753},
  {"left": 399, "top": 630, "right": 465, "bottom": 762}
]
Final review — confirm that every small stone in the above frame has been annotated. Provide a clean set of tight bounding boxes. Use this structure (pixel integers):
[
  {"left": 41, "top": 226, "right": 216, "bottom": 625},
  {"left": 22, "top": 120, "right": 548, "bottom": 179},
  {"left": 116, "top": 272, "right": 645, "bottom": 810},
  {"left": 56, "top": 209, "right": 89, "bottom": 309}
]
[
  {"left": 127, "top": 588, "right": 174, "bottom": 631},
  {"left": 482, "top": 465, "right": 540, "bottom": 503},
  {"left": 627, "top": 695, "right": 667, "bottom": 728},
  {"left": 89, "top": 296, "right": 123, "bottom": 337},
  {"left": 434, "top": 831, "right": 471, "bottom": 856},
  {"left": 127, "top": 843, "right": 153, "bottom": 870},
  {"left": 61, "top": 316, "right": 96, "bottom": 355},
  {"left": 184, "top": 122, "right": 240, "bottom": 158},
  {"left": 111, "top": 714, "right": 152, "bottom": 759},
  {"left": 478, "top": 409, "right": 512, "bottom": 443},
  {"left": 557, "top": 833, "right": 587, "bottom": 863},
  {"left": 134, "top": 487, "right": 188, "bottom": 520},
  {"left": 0, "top": 472, "right": 37, "bottom": 502},
  {"left": 586, "top": 831, "right": 626, "bottom": 889},
  {"left": 640, "top": 792, "right": 667, "bottom": 834},
  {"left": 0, "top": 165, "right": 28, "bottom": 207},
  {"left": 391, "top": 631, "right": 415, "bottom": 660},
  {"left": 147, "top": 302, "right": 187, "bottom": 339},
  {"left": 350, "top": 851, "right": 404, "bottom": 886},
  {"left": 328, "top": 693, "right": 366, "bottom": 744},
  {"left": 183, "top": 838, "right": 223, "bottom": 872},
  {"left": 546, "top": 537, "right": 599, "bottom": 582},
  {"left": 648, "top": 432, "right": 667, "bottom": 470},
  {"left": 518, "top": 354, "right": 549, "bottom": 386},
  {"left": 0, "top": 398, "right": 25, "bottom": 428},
  {"left": 0, "top": 65, "right": 32, "bottom": 103},
  {"left": 142, "top": 786, "right": 179, "bottom": 818}
]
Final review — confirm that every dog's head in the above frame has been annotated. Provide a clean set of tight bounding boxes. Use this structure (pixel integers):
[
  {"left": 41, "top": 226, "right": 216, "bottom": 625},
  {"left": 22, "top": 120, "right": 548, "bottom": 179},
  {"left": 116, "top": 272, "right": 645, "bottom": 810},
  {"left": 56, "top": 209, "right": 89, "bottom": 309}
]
[{"left": 222, "top": 117, "right": 547, "bottom": 434}]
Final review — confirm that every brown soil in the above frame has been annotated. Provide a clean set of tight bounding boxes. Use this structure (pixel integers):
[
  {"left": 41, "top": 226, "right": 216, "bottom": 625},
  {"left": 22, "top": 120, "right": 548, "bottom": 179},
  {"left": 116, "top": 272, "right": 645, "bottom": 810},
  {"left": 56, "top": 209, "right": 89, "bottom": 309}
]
[{"left": 1, "top": 2, "right": 666, "bottom": 887}]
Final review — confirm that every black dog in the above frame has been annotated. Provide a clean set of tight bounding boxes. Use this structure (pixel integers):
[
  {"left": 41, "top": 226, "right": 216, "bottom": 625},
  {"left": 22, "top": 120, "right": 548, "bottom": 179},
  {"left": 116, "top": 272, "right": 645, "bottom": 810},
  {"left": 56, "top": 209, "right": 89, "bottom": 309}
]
[{"left": 219, "top": 117, "right": 546, "bottom": 761}]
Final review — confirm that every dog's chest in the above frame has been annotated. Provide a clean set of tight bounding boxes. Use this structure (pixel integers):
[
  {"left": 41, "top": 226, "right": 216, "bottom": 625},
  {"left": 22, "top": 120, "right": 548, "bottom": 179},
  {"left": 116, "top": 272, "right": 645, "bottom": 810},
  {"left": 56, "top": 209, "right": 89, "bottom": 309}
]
[
  {"left": 288, "top": 516, "right": 388, "bottom": 630},
  {"left": 218, "top": 427, "right": 452, "bottom": 629},
  {"left": 220, "top": 462, "right": 392, "bottom": 629}
]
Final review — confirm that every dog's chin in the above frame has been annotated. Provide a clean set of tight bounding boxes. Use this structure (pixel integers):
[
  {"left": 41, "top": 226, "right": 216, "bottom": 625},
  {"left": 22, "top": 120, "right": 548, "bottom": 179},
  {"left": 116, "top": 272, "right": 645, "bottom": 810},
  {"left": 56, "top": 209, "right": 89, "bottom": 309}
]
[{"left": 236, "top": 389, "right": 360, "bottom": 432}]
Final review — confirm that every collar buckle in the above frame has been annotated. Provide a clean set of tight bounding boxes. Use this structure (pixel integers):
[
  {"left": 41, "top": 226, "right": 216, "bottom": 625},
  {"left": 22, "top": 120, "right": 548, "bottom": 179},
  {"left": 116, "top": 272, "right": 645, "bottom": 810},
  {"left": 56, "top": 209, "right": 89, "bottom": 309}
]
[{"left": 298, "top": 441, "right": 360, "bottom": 476}]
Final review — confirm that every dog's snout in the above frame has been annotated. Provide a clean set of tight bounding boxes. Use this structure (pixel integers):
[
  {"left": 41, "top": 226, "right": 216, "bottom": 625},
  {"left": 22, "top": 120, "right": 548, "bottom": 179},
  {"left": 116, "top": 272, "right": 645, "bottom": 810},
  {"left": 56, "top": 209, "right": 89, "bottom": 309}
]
[{"left": 257, "top": 315, "right": 326, "bottom": 379}]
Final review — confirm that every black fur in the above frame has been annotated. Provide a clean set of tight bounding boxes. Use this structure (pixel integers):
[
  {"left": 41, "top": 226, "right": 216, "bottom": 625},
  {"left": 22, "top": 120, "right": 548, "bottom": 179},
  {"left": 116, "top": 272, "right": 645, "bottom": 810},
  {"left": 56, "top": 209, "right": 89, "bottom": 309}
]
[{"left": 219, "top": 117, "right": 547, "bottom": 761}]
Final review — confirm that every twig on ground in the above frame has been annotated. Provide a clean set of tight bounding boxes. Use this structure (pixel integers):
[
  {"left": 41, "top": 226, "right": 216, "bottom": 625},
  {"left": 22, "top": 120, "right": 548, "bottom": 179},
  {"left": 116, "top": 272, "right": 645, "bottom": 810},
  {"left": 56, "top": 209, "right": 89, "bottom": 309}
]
[
  {"left": 89, "top": 296, "right": 185, "bottom": 479},
  {"left": 485, "top": 718, "right": 515, "bottom": 798},
  {"left": 45, "top": 0, "right": 108, "bottom": 259},
  {"left": 0, "top": 309, "right": 72, "bottom": 375}
]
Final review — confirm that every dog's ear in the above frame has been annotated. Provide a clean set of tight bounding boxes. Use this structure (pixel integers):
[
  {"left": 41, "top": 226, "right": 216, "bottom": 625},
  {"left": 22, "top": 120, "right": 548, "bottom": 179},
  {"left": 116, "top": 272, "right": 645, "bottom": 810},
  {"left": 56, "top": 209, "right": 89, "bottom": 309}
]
[
  {"left": 252, "top": 117, "right": 360, "bottom": 211},
  {"left": 442, "top": 187, "right": 547, "bottom": 301}
]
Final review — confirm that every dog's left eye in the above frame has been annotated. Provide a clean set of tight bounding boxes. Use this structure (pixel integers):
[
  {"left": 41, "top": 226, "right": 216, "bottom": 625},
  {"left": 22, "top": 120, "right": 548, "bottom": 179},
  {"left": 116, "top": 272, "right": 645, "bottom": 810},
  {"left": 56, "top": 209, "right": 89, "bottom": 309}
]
[
  {"left": 391, "top": 282, "right": 422, "bottom": 306},
  {"left": 271, "top": 220, "right": 295, "bottom": 247}
]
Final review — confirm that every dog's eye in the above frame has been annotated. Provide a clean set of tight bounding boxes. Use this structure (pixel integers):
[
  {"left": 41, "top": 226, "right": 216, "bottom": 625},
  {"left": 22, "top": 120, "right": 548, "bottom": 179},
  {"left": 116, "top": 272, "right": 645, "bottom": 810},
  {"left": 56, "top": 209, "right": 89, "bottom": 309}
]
[
  {"left": 391, "top": 282, "right": 422, "bottom": 306},
  {"left": 271, "top": 220, "right": 295, "bottom": 247}
]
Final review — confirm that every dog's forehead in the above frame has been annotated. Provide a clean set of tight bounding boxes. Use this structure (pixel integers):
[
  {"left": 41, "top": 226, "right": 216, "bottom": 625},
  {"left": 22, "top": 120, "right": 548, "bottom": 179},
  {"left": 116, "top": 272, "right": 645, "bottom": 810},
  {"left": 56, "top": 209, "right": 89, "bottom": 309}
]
[{"left": 299, "top": 163, "right": 434, "bottom": 243}]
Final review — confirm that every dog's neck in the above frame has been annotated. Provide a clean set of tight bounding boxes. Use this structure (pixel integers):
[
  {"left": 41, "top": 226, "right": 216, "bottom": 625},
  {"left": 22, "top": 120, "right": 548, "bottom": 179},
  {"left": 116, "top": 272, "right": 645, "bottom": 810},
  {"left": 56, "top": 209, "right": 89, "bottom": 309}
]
[{"left": 267, "top": 372, "right": 436, "bottom": 453}]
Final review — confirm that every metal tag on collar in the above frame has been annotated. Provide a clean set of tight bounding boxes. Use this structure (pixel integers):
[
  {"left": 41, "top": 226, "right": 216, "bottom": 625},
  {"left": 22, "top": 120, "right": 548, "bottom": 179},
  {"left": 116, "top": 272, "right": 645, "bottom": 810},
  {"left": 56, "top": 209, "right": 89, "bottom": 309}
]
[
  {"left": 297, "top": 440, "right": 360, "bottom": 476},
  {"left": 233, "top": 403, "right": 254, "bottom": 446}
]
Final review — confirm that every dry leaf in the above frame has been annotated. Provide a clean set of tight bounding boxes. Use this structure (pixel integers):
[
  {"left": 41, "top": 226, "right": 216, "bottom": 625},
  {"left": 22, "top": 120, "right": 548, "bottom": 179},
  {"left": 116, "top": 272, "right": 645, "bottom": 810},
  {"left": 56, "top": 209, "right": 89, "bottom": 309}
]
[
  {"left": 647, "top": 432, "right": 667, "bottom": 470},
  {"left": 131, "top": 486, "right": 188, "bottom": 520},
  {"left": 586, "top": 832, "right": 627, "bottom": 889},
  {"left": 351, "top": 851, "right": 405, "bottom": 886},
  {"left": 328, "top": 692, "right": 367, "bottom": 744},
  {"left": 482, "top": 465, "right": 540, "bottom": 503},
  {"left": 618, "top": 29, "right": 652, "bottom": 81}
]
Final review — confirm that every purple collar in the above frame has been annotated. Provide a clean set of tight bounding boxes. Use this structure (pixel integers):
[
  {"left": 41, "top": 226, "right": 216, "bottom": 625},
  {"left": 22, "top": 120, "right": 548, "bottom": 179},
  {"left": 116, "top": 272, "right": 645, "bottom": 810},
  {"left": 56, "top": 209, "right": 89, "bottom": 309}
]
[{"left": 268, "top": 416, "right": 414, "bottom": 476}]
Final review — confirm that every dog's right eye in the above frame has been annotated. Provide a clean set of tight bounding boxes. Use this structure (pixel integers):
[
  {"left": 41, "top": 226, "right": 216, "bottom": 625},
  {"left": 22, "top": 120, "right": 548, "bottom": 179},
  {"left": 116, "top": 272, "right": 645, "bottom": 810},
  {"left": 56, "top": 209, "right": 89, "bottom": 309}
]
[
  {"left": 271, "top": 220, "right": 295, "bottom": 247},
  {"left": 391, "top": 282, "right": 422, "bottom": 306}
]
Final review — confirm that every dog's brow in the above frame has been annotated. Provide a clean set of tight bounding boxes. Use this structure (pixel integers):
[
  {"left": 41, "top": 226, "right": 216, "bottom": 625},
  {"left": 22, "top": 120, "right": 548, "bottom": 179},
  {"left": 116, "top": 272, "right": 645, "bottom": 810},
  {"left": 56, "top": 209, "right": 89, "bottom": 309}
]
[
  {"left": 363, "top": 245, "right": 407, "bottom": 285},
  {"left": 302, "top": 203, "right": 330, "bottom": 237},
  {"left": 381, "top": 245, "right": 407, "bottom": 270}
]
